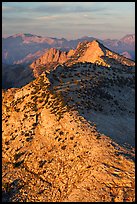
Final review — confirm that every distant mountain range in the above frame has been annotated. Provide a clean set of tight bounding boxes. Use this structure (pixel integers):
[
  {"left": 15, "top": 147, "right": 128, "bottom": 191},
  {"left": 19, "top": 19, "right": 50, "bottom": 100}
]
[{"left": 2, "top": 33, "right": 135, "bottom": 65}]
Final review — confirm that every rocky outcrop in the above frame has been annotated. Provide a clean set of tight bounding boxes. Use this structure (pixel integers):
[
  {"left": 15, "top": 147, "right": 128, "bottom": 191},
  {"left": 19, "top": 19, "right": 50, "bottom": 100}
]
[
  {"left": 30, "top": 40, "right": 135, "bottom": 78},
  {"left": 67, "top": 49, "right": 75, "bottom": 57},
  {"left": 30, "top": 48, "right": 69, "bottom": 77}
]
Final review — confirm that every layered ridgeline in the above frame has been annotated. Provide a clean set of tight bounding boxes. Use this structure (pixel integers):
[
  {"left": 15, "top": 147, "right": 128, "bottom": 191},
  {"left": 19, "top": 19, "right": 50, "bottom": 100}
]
[
  {"left": 30, "top": 40, "right": 135, "bottom": 77},
  {"left": 2, "top": 40, "right": 135, "bottom": 202},
  {"left": 2, "top": 33, "right": 135, "bottom": 65},
  {"left": 2, "top": 40, "right": 135, "bottom": 89}
]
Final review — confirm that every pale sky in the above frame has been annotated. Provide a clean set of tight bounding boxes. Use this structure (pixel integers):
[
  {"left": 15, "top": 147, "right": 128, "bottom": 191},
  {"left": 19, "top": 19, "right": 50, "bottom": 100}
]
[{"left": 2, "top": 2, "right": 135, "bottom": 40}]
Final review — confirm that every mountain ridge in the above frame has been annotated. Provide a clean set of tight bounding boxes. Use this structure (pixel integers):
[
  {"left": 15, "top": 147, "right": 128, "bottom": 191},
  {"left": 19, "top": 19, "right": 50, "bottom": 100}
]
[
  {"left": 2, "top": 39, "right": 135, "bottom": 90},
  {"left": 2, "top": 57, "right": 135, "bottom": 201},
  {"left": 30, "top": 39, "right": 135, "bottom": 78},
  {"left": 2, "top": 33, "right": 135, "bottom": 65}
]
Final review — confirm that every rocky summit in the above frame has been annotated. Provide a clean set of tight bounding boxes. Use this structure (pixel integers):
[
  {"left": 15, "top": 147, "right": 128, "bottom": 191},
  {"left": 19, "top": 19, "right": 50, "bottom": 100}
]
[
  {"left": 30, "top": 40, "right": 135, "bottom": 77},
  {"left": 2, "top": 40, "right": 135, "bottom": 202}
]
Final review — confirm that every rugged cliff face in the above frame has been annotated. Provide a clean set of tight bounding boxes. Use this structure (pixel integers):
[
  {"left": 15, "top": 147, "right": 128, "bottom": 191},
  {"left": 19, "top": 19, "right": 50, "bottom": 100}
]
[
  {"left": 30, "top": 48, "right": 69, "bottom": 77},
  {"left": 30, "top": 40, "right": 135, "bottom": 78}
]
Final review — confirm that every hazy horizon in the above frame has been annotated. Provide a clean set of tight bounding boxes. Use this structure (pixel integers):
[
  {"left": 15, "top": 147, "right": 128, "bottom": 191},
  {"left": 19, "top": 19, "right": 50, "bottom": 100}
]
[
  {"left": 2, "top": 2, "right": 135, "bottom": 40},
  {"left": 2, "top": 32, "right": 135, "bottom": 41}
]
